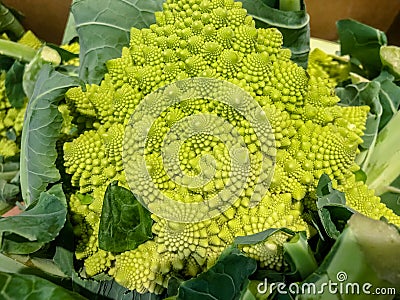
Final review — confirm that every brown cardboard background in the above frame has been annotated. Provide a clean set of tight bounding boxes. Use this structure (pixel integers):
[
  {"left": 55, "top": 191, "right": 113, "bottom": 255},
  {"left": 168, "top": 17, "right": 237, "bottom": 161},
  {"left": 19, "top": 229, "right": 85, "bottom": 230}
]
[
  {"left": 2, "top": 0, "right": 400, "bottom": 45},
  {"left": 2, "top": 0, "right": 72, "bottom": 44},
  {"left": 305, "top": 0, "right": 400, "bottom": 44}
]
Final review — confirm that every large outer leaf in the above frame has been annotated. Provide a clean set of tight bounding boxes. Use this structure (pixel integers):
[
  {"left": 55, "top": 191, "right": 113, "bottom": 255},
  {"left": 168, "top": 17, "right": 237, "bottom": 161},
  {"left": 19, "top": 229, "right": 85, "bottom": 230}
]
[
  {"left": 0, "top": 184, "right": 67, "bottom": 254},
  {"left": 72, "top": 0, "right": 164, "bottom": 84},
  {"left": 337, "top": 19, "right": 387, "bottom": 79},
  {"left": 241, "top": 0, "right": 310, "bottom": 68},
  {"left": 19, "top": 65, "right": 81, "bottom": 205},
  {"left": 0, "top": 272, "right": 87, "bottom": 300}
]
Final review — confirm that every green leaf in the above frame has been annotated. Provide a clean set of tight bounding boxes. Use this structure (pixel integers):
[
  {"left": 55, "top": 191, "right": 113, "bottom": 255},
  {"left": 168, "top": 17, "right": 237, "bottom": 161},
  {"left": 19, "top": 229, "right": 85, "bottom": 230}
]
[
  {"left": 71, "top": 271, "right": 162, "bottom": 300},
  {"left": 98, "top": 182, "right": 153, "bottom": 252},
  {"left": 380, "top": 175, "right": 400, "bottom": 216},
  {"left": 380, "top": 45, "right": 400, "bottom": 79},
  {"left": 167, "top": 277, "right": 185, "bottom": 298},
  {"left": 0, "top": 184, "right": 67, "bottom": 254},
  {"left": 337, "top": 19, "right": 387, "bottom": 79},
  {"left": 53, "top": 221, "right": 75, "bottom": 277},
  {"left": 234, "top": 227, "right": 295, "bottom": 246},
  {"left": 19, "top": 65, "right": 81, "bottom": 205},
  {"left": 62, "top": 12, "right": 78, "bottom": 45},
  {"left": 241, "top": 0, "right": 310, "bottom": 68},
  {"left": 0, "top": 252, "right": 70, "bottom": 286},
  {"left": 0, "top": 178, "right": 19, "bottom": 202},
  {"left": 0, "top": 238, "right": 44, "bottom": 254},
  {"left": 353, "top": 169, "right": 367, "bottom": 183},
  {"left": 5, "top": 60, "right": 26, "bottom": 108},
  {"left": 0, "top": 272, "right": 87, "bottom": 300},
  {"left": 0, "top": 159, "right": 19, "bottom": 181},
  {"left": 316, "top": 174, "right": 346, "bottom": 205},
  {"left": 22, "top": 46, "right": 62, "bottom": 99},
  {"left": 47, "top": 43, "right": 79, "bottom": 63},
  {"left": 0, "top": 253, "right": 31, "bottom": 274},
  {"left": 380, "top": 191, "right": 400, "bottom": 216},
  {"left": 71, "top": 0, "right": 164, "bottom": 84},
  {"left": 375, "top": 77, "right": 400, "bottom": 130},
  {"left": 0, "top": 55, "right": 14, "bottom": 71},
  {"left": 315, "top": 174, "right": 354, "bottom": 240},
  {"left": 177, "top": 247, "right": 257, "bottom": 300},
  {"left": 29, "top": 257, "right": 67, "bottom": 278}
]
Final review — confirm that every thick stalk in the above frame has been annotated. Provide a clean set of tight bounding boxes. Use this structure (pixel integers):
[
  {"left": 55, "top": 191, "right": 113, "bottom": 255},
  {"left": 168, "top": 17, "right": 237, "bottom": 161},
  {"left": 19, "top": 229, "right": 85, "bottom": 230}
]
[
  {"left": 364, "top": 110, "right": 400, "bottom": 195},
  {"left": 283, "top": 231, "right": 318, "bottom": 280},
  {"left": 0, "top": 39, "right": 36, "bottom": 62},
  {"left": 279, "top": 0, "right": 301, "bottom": 11},
  {"left": 298, "top": 214, "right": 400, "bottom": 300}
]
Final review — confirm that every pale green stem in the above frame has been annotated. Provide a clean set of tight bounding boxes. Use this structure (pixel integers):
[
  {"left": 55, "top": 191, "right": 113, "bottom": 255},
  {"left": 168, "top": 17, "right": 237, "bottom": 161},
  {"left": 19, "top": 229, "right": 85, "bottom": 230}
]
[
  {"left": 365, "top": 110, "right": 400, "bottom": 195},
  {"left": 279, "top": 0, "right": 301, "bottom": 11},
  {"left": 0, "top": 39, "right": 36, "bottom": 62}
]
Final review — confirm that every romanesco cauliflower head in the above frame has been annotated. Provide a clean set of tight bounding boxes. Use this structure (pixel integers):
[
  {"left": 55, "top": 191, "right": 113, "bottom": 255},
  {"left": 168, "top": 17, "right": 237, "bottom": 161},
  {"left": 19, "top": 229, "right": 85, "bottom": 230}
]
[{"left": 63, "top": 0, "right": 400, "bottom": 294}]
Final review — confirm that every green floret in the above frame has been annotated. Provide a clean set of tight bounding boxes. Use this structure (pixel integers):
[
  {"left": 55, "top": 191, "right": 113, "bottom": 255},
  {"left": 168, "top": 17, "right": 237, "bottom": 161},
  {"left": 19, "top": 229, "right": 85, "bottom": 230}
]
[
  {"left": 110, "top": 241, "right": 167, "bottom": 294},
  {"left": 62, "top": 0, "right": 400, "bottom": 294},
  {"left": 84, "top": 249, "right": 115, "bottom": 277},
  {"left": 0, "top": 138, "right": 19, "bottom": 157},
  {"left": 240, "top": 231, "right": 291, "bottom": 269},
  {"left": 68, "top": 192, "right": 115, "bottom": 276},
  {"left": 307, "top": 48, "right": 350, "bottom": 88},
  {"left": 17, "top": 30, "right": 42, "bottom": 50},
  {"left": 63, "top": 125, "right": 126, "bottom": 194}
]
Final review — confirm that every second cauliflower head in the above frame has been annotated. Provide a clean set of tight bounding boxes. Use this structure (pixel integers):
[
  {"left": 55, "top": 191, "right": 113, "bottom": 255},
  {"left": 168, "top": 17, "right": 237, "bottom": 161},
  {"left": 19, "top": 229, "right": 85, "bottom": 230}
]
[{"left": 63, "top": 0, "right": 400, "bottom": 294}]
